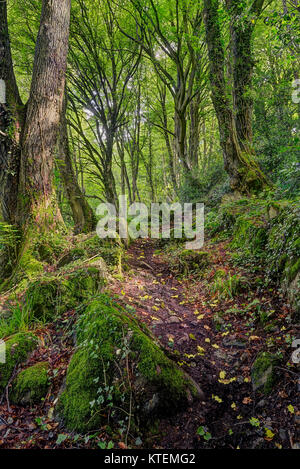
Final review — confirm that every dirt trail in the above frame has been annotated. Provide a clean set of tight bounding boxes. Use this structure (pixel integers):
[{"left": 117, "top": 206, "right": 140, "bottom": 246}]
[
  {"left": 110, "top": 238, "right": 300, "bottom": 449},
  {"left": 0, "top": 238, "right": 299, "bottom": 449}
]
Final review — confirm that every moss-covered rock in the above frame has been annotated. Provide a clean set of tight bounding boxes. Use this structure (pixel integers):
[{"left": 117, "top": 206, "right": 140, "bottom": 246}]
[
  {"left": 0, "top": 333, "right": 38, "bottom": 391},
  {"left": 10, "top": 362, "right": 49, "bottom": 405},
  {"left": 24, "top": 266, "right": 107, "bottom": 321},
  {"left": 57, "top": 294, "right": 203, "bottom": 432},
  {"left": 251, "top": 352, "right": 279, "bottom": 394}
]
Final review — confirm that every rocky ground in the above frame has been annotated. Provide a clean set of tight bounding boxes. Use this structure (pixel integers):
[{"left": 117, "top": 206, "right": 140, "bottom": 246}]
[{"left": 0, "top": 237, "right": 299, "bottom": 449}]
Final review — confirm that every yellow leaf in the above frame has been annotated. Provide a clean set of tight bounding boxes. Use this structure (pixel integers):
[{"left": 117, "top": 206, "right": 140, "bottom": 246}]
[
  {"left": 265, "top": 428, "right": 275, "bottom": 440},
  {"left": 205, "top": 338, "right": 210, "bottom": 343},
  {"left": 219, "top": 371, "right": 226, "bottom": 379},
  {"left": 287, "top": 404, "right": 295, "bottom": 414},
  {"left": 212, "top": 344, "right": 219, "bottom": 349},
  {"left": 212, "top": 394, "right": 223, "bottom": 403},
  {"left": 184, "top": 353, "right": 196, "bottom": 359},
  {"left": 231, "top": 402, "right": 237, "bottom": 410}
]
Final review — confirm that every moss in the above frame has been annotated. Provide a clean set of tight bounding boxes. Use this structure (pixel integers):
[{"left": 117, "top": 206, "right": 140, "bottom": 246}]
[
  {"left": 286, "top": 258, "right": 300, "bottom": 283},
  {"left": 251, "top": 352, "right": 279, "bottom": 395},
  {"left": 18, "top": 250, "right": 45, "bottom": 280},
  {"left": 214, "top": 268, "right": 227, "bottom": 279},
  {"left": 176, "top": 250, "right": 210, "bottom": 275},
  {"left": 77, "top": 234, "right": 123, "bottom": 268},
  {"left": 57, "top": 248, "right": 87, "bottom": 268},
  {"left": 0, "top": 333, "right": 38, "bottom": 391},
  {"left": 24, "top": 266, "right": 106, "bottom": 321},
  {"left": 163, "top": 245, "right": 210, "bottom": 276},
  {"left": 57, "top": 294, "right": 200, "bottom": 432},
  {"left": 10, "top": 362, "right": 49, "bottom": 405},
  {"left": 207, "top": 197, "right": 300, "bottom": 315}
]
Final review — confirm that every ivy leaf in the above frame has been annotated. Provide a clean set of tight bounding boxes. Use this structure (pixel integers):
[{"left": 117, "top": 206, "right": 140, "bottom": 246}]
[{"left": 56, "top": 434, "right": 68, "bottom": 445}]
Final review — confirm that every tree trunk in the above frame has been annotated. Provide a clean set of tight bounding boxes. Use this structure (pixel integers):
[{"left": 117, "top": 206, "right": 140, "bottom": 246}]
[
  {"left": 189, "top": 96, "right": 201, "bottom": 168},
  {"left": 0, "top": 1, "right": 24, "bottom": 224},
  {"left": 228, "top": 0, "right": 264, "bottom": 149},
  {"left": 57, "top": 94, "right": 96, "bottom": 234},
  {"left": 174, "top": 102, "right": 189, "bottom": 172},
  {"left": 17, "top": 0, "right": 71, "bottom": 233},
  {"left": 158, "top": 84, "right": 178, "bottom": 193},
  {"left": 203, "top": 0, "right": 269, "bottom": 194}
]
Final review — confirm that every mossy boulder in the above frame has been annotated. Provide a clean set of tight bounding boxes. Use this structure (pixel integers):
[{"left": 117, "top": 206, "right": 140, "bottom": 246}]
[
  {"left": 24, "top": 265, "right": 107, "bottom": 321},
  {"left": 57, "top": 294, "right": 203, "bottom": 432},
  {"left": 0, "top": 333, "right": 38, "bottom": 391},
  {"left": 10, "top": 362, "right": 49, "bottom": 405},
  {"left": 251, "top": 352, "right": 279, "bottom": 394}
]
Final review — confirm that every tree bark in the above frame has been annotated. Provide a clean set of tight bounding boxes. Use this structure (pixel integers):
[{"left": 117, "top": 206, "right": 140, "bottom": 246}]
[
  {"left": 228, "top": 0, "right": 264, "bottom": 149},
  {"left": 203, "top": 0, "right": 269, "bottom": 194},
  {"left": 17, "top": 0, "right": 71, "bottom": 231},
  {"left": 0, "top": 1, "right": 24, "bottom": 224},
  {"left": 57, "top": 94, "right": 96, "bottom": 234}
]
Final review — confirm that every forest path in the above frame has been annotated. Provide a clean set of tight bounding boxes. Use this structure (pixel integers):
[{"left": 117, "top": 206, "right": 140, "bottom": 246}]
[
  {"left": 0, "top": 239, "right": 298, "bottom": 449},
  {"left": 109, "top": 238, "right": 299, "bottom": 449}
]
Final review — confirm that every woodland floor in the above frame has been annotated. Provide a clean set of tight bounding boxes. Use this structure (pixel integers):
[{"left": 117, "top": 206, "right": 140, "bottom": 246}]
[{"left": 0, "top": 238, "right": 299, "bottom": 449}]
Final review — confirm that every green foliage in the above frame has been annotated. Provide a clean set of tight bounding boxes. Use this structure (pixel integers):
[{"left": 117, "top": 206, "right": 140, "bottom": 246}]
[
  {"left": 10, "top": 362, "right": 49, "bottom": 405},
  {"left": 76, "top": 235, "right": 124, "bottom": 270},
  {"left": 23, "top": 266, "right": 106, "bottom": 321},
  {"left": 197, "top": 426, "right": 212, "bottom": 441},
  {"left": 209, "top": 270, "right": 249, "bottom": 300},
  {"left": 165, "top": 245, "right": 210, "bottom": 276},
  {"left": 179, "top": 165, "right": 230, "bottom": 208},
  {"left": 0, "top": 296, "right": 38, "bottom": 339},
  {"left": 206, "top": 197, "right": 300, "bottom": 314}
]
